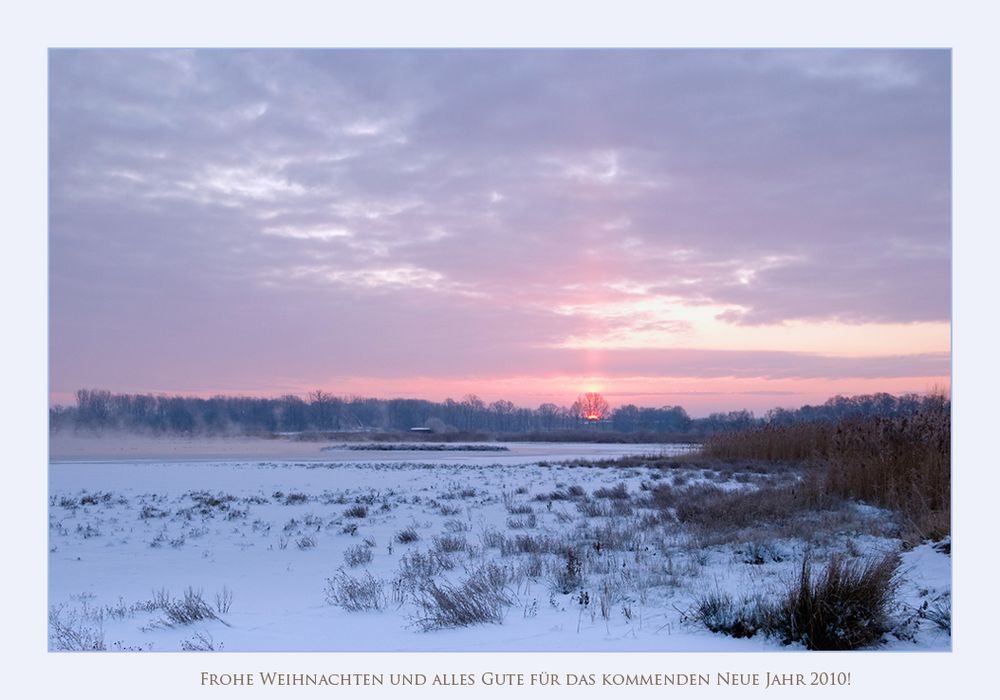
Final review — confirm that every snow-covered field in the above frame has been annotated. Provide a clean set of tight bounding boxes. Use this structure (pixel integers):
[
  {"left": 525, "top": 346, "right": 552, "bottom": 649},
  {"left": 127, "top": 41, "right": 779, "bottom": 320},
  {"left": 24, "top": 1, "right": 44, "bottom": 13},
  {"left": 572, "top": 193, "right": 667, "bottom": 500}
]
[{"left": 48, "top": 440, "right": 950, "bottom": 652}]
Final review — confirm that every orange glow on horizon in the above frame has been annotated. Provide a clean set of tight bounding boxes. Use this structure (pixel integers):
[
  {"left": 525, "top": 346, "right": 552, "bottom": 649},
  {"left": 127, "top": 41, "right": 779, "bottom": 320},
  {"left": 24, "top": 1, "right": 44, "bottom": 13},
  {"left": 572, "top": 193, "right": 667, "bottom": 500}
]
[{"left": 48, "top": 372, "right": 950, "bottom": 419}]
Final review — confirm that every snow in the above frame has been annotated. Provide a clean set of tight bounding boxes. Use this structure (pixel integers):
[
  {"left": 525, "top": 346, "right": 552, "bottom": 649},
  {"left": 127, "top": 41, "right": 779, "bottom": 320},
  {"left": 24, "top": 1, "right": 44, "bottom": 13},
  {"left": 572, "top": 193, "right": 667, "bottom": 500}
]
[{"left": 48, "top": 440, "right": 950, "bottom": 652}]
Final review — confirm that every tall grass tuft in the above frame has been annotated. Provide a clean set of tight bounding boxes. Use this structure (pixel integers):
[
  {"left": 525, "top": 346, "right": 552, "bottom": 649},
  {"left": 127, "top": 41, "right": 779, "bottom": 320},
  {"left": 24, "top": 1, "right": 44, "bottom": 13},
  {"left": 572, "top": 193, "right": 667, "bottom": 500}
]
[
  {"left": 690, "top": 552, "right": 903, "bottom": 650},
  {"left": 773, "top": 552, "right": 902, "bottom": 650}
]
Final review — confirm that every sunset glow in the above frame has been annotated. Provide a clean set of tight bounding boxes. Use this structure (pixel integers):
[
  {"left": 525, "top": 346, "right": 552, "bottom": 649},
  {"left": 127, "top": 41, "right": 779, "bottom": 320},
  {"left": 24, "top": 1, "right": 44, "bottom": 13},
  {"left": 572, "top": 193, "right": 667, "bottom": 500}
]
[{"left": 48, "top": 49, "right": 950, "bottom": 416}]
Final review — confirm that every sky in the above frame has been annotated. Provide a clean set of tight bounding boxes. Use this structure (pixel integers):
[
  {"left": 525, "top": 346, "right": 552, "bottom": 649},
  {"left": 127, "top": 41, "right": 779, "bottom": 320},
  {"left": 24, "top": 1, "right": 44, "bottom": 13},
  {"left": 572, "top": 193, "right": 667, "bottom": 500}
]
[{"left": 48, "top": 49, "right": 950, "bottom": 416}]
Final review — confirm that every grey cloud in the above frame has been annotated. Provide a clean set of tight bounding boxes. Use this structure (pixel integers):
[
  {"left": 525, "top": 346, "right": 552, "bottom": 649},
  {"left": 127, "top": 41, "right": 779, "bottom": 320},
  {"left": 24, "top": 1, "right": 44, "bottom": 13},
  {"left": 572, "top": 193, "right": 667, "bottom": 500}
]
[{"left": 49, "top": 49, "right": 950, "bottom": 398}]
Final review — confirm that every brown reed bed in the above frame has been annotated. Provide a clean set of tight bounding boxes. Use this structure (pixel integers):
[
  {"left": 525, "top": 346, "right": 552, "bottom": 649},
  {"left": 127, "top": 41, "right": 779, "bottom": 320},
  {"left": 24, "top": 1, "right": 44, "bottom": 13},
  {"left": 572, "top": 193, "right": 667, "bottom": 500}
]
[
  {"left": 703, "top": 421, "right": 834, "bottom": 462},
  {"left": 701, "top": 406, "right": 950, "bottom": 542}
]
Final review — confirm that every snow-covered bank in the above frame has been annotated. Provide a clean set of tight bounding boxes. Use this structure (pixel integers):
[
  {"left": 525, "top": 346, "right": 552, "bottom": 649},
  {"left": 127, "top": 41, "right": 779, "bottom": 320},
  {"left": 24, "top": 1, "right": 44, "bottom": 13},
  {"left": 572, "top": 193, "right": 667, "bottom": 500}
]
[{"left": 48, "top": 443, "right": 949, "bottom": 652}]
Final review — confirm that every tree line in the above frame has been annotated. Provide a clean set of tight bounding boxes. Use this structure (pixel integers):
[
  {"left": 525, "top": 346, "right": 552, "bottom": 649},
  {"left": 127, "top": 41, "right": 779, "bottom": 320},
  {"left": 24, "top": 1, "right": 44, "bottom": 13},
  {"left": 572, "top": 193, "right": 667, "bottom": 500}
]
[{"left": 49, "top": 389, "right": 948, "bottom": 437}]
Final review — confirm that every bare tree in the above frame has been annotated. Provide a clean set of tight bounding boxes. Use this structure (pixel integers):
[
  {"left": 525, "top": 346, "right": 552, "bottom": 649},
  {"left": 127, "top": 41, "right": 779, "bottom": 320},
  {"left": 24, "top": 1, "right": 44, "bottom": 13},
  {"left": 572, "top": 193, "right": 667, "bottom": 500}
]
[{"left": 576, "top": 392, "right": 610, "bottom": 421}]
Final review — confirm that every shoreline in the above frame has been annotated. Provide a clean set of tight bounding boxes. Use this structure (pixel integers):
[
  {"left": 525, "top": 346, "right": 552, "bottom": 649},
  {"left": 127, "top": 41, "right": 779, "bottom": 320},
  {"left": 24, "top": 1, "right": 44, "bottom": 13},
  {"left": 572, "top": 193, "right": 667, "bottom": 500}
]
[{"left": 49, "top": 432, "right": 690, "bottom": 463}]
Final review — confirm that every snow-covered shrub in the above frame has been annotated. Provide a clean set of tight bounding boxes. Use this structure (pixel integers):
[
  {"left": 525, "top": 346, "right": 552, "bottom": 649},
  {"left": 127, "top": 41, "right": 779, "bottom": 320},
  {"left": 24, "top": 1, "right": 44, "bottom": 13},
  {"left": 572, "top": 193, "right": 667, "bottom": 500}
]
[
  {"left": 154, "top": 587, "right": 220, "bottom": 627},
  {"left": 343, "top": 504, "right": 368, "bottom": 519},
  {"left": 391, "top": 549, "right": 455, "bottom": 605},
  {"left": 214, "top": 586, "right": 234, "bottom": 614},
  {"left": 588, "top": 521, "right": 641, "bottom": 552},
  {"left": 598, "top": 577, "right": 624, "bottom": 621},
  {"left": 517, "top": 554, "right": 544, "bottom": 579},
  {"left": 551, "top": 549, "right": 584, "bottom": 593},
  {"left": 180, "top": 631, "right": 222, "bottom": 651},
  {"left": 433, "top": 534, "right": 468, "bottom": 553},
  {"left": 435, "top": 502, "right": 463, "bottom": 516},
  {"left": 443, "top": 519, "right": 470, "bottom": 533},
  {"left": 506, "top": 513, "right": 537, "bottom": 529},
  {"left": 344, "top": 543, "right": 373, "bottom": 567},
  {"left": 924, "top": 593, "right": 952, "bottom": 634},
  {"left": 395, "top": 527, "right": 419, "bottom": 544},
  {"left": 691, "top": 591, "right": 762, "bottom": 639},
  {"left": 49, "top": 605, "right": 105, "bottom": 651},
  {"left": 479, "top": 526, "right": 506, "bottom": 549},
  {"left": 593, "top": 482, "right": 630, "bottom": 500},
  {"left": 413, "top": 563, "right": 513, "bottom": 631},
  {"left": 576, "top": 499, "right": 609, "bottom": 517},
  {"left": 325, "top": 570, "right": 386, "bottom": 611},
  {"left": 499, "top": 533, "right": 563, "bottom": 555},
  {"left": 506, "top": 501, "right": 534, "bottom": 515},
  {"left": 398, "top": 549, "right": 454, "bottom": 582}
]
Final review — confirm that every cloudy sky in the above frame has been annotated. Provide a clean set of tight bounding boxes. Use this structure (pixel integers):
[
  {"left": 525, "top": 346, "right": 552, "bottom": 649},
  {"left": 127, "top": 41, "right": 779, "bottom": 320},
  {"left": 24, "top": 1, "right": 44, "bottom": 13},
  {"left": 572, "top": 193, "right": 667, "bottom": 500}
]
[{"left": 48, "top": 49, "right": 950, "bottom": 415}]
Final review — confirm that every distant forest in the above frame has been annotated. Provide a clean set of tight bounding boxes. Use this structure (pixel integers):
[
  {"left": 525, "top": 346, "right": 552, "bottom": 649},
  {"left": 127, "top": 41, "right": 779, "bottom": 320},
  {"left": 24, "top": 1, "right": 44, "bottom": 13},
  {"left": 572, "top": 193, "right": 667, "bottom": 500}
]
[{"left": 50, "top": 389, "right": 949, "bottom": 438}]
